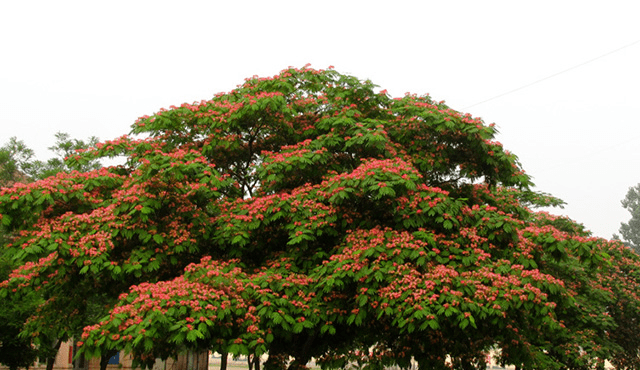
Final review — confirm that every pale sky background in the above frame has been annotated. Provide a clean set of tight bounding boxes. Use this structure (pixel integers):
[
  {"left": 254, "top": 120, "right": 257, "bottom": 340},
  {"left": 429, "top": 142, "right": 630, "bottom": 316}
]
[{"left": 1, "top": 0, "right": 639, "bottom": 240}]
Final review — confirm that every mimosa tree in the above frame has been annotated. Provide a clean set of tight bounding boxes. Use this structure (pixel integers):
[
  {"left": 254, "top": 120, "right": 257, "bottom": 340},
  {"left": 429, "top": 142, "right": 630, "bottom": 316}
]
[{"left": 2, "top": 66, "right": 639, "bottom": 370}]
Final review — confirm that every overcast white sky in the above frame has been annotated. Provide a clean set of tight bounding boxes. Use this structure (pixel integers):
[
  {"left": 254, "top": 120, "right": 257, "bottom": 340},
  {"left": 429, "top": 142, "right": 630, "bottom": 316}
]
[{"left": 1, "top": 0, "right": 639, "bottom": 239}]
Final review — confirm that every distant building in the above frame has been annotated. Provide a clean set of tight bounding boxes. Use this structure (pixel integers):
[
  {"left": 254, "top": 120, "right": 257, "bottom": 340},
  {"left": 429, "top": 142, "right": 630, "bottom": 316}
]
[{"left": 0, "top": 341, "right": 208, "bottom": 370}]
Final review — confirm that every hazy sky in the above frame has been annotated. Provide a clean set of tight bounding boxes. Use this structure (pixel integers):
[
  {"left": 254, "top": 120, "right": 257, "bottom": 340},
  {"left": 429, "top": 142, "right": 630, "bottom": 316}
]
[{"left": 1, "top": 0, "right": 639, "bottom": 239}]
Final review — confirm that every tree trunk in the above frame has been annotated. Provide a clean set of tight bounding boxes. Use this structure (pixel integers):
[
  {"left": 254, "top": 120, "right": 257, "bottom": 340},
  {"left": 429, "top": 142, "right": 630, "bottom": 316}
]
[
  {"left": 100, "top": 354, "right": 109, "bottom": 370},
  {"left": 45, "top": 339, "right": 62, "bottom": 370},
  {"left": 99, "top": 350, "right": 118, "bottom": 370},
  {"left": 247, "top": 354, "right": 260, "bottom": 370},
  {"left": 220, "top": 351, "right": 228, "bottom": 370}
]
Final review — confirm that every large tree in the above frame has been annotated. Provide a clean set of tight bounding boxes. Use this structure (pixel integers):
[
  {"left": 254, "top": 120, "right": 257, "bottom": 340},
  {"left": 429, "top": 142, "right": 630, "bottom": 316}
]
[{"left": 1, "top": 66, "right": 639, "bottom": 370}]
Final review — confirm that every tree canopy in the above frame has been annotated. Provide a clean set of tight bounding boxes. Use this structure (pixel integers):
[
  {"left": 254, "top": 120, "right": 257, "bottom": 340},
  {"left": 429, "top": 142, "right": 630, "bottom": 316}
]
[{"left": 1, "top": 66, "right": 639, "bottom": 370}]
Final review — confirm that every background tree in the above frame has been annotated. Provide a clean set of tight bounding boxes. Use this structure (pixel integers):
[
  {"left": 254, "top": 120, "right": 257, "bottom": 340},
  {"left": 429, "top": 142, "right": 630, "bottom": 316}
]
[
  {"left": 35, "top": 132, "right": 102, "bottom": 178},
  {"left": 0, "top": 137, "right": 35, "bottom": 186},
  {"left": 1, "top": 66, "right": 639, "bottom": 370},
  {"left": 0, "top": 132, "right": 101, "bottom": 186},
  {"left": 616, "top": 183, "right": 640, "bottom": 253}
]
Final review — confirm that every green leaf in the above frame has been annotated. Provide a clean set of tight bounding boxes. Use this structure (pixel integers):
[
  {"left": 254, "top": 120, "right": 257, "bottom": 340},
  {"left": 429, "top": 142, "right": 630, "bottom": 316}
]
[
  {"left": 144, "top": 338, "right": 154, "bottom": 351},
  {"left": 460, "top": 318, "right": 469, "bottom": 329},
  {"left": 232, "top": 233, "right": 249, "bottom": 245},
  {"left": 1, "top": 214, "right": 12, "bottom": 226},
  {"left": 272, "top": 312, "right": 283, "bottom": 325},
  {"left": 186, "top": 329, "right": 204, "bottom": 341}
]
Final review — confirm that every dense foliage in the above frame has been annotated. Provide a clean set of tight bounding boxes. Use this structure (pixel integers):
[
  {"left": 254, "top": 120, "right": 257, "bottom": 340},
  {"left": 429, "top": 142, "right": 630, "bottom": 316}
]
[
  {"left": 1, "top": 66, "right": 639, "bottom": 370},
  {"left": 0, "top": 133, "right": 103, "bottom": 370},
  {"left": 0, "top": 244, "right": 39, "bottom": 370}
]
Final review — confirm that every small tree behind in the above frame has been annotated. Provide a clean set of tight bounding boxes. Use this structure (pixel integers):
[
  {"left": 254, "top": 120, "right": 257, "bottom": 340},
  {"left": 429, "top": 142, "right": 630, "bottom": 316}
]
[
  {"left": 0, "top": 132, "right": 101, "bottom": 186},
  {"left": 617, "top": 183, "right": 640, "bottom": 253}
]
